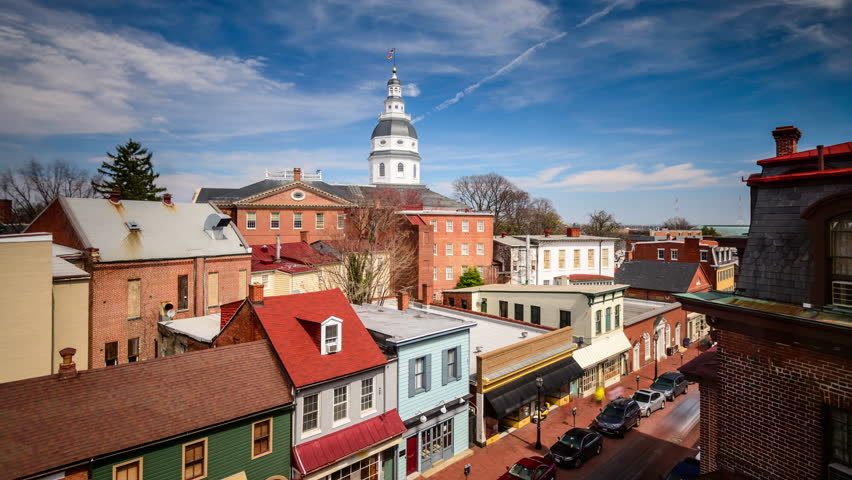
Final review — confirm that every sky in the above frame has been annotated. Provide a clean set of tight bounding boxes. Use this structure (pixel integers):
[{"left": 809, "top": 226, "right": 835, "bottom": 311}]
[{"left": 0, "top": 0, "right": 850, "bottom": 225}]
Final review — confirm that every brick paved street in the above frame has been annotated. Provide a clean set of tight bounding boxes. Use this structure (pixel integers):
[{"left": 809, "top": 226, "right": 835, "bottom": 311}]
[{"left": 428, "top": 345, "right": 705, "bottom": 480}]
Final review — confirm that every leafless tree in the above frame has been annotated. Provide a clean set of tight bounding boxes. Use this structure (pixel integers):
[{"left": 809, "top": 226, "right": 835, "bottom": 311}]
[
  {"left": 584, "top": 210, "right": 622, "bottom": 237},
  {"left": 0, "top": 158, "right": 101, "bottom": 229},
  {"left": 661, "top": 216, "right": 695, "bottom": 230}
]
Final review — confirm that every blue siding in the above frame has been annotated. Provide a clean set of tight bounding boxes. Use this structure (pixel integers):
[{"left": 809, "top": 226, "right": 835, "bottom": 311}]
[{"left": 397, "top": 330, "right": 469, "bottom": 421}]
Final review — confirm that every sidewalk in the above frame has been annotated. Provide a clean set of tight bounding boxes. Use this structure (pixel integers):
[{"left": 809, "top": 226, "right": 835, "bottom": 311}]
[{"left": 427, "top": 345, "right": 704, "bottom": 480}]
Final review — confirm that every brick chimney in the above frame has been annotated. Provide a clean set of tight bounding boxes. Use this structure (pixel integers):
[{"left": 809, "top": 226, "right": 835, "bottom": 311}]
[
  {"left": 501, "top": 232, "right": 507, "bottom": 237},
  {"left": 58, "top": 348, "right": 78, "bottom": 380},
  {"left": 567, "top": 227, "right": 581, "bottom": 237},
  {"left": 109, "top": 191, "right": 121, "bottom": 204},
  {"left": 162, "top": 193, "right": 173, "bottom": 206},
  {"left": 293, "top": 168, "right": 302, "bottom": 181},
  {"left": 772, "top": 126, "right": 802, "bottom": 157},
  {"left": 300, "top": 230, "right": 310, "bottom": 243},
  {"left": 0, "top": 199, "right": 12, "bottom": 223},
  {"left": 544, "top": 229, "right": 551, "bottom": 237},
  {"left": 249, "top": 283, "right": 264, "bottom": 305},
  {"left": 397, "top": 290, "right": 410, "bottom": 311}
]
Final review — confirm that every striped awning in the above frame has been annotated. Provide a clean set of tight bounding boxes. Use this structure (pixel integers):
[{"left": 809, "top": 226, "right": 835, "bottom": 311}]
[{"left": 573, "top": 333, "right": 632, "bottom": 369}]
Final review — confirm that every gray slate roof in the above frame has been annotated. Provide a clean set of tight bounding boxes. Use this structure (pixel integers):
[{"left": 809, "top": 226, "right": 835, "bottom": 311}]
[
  {"left": 372, "top": 118, "right": 418, "bottom": 139},
  {"left": 54, "top": 197, "right": 250, "bottom": 262},
  {"left": 615, "top": 261, "right": 700, "bottom": 293}
]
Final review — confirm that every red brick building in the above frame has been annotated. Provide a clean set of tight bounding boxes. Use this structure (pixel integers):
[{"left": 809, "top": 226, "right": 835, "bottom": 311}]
[
  {"left": 676, "top": 126, "right": 852, "bottom": 479},
  {"left": 630, "top": 237, "right": 738, "bottom": 291},
  {"left": 27, "top": 195, "right": 251, "bottom": 368},
  {"left": 621, "top": 298, "right": 699, "bottom": 374},
  {"left": 615, "top": 260, "right": 712, "bottom": 301}
]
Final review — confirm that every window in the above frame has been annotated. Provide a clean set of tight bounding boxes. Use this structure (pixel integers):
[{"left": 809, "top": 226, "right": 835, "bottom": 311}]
[
  {"left": 445, "top": 266, "right": 453, "bottom": 281},
  {"left": 127, "top": 279, "right": 141, "bottom": 319},
  {"left": 397, "top": 162, "right": 404, "bottom": 174},
  {"left": 239, "top": 269, "right": 247, "bottom": 298},
  {"left": 431, "top": 220, "right": 438, "bottom": 232},
  {"left": 270, "top": 212, "right": 280, "bottom": 229},
  {"left": 246, "top": 212, "right": 256, "bottom": 229},
  {"left": 379, "top": 163, "right": 385, "bottom": 177},
  {"left": 261, "top": 274, "right": 270, "bottom": 291},
  {"left": 477, "top": 265, "right": 484, "bottom": 277},
  {"left": 443, "top": 347, "right": 460, "bottom": 384},
  {"left": 446, "top": 220, "right": 454, "bottom": 232},
  {"left": 480, "top": 298, "right": 487, "bottom": 313},
  {"left": 514, "top": 303, "right": 524, "bottom": 321},
  {"left": 615, "top": 305, "right": 621, "bottom": 327},
  {"left": 433, "top": 243, "right": 437, "bottom": 256},
  {"left": 827, "top": 406, "right": 852, "bottom": 469},
  {"left": 543, "top": 280, "right": 550, "bottom": 285},
  {"left": 293, "top": 212, "right": 302, "bottom": 229},
  {"left": 105, "top": 341, "right": 118, "bottom": 366},
  {"left": 113, "top": 459, "right": 142, "bottom": 480},
  {"left": 476, "top": 243, "right": 484, "bottom": 255},
  {"left": 207, "top": 272, "right": 218, "bottom": 308},
  {"left": 446, "top": 243, "right": 453, "bottom": 256},
  {"left": 414, "top": 164, "right": 417, "bottom": 177},
  {"left": 331, "top": 454, "right": 380, "bottom": 480},
  {"left": 830, "top": 213, "right": 852, "bottom": 307},
  {"left": 588, "top": 249, "right": 595, "bottom": 268},
  {"left": 499, "top": 300, "right": 508, "bottom": 317},
  {"left": 183, "top": 439, "right": 207, "bottom": 480},
  {"left": 302, "top": 394, "right": 319, "bottom": 432},
  {"left": 128, "top": 338, "right": 140, "bottom": 362},
  {"left": 178, "top": 275, "right": 189, "bottom": 311},
  {"left": 602, "top": 356, "right": 620, "bottom": 381},
  {"left": 325, "top": 324, "right": 339, "bottom": 350},
  {"left": 315, "top": 212, "right": 324, "bottom": 230},
  {"left": 558, "top": 249, "right": 566, "bottom": 269},
  {"left": 595, "top": 311, "right": 602, "bottom": 334},
  {"left": 477, "top": 220, "right": 485, "bottom": 232},
  {"left": 361, "top": 378, "right": 374, "bottom": 412},
  {"left": 671, "top": 249, "right": 679, "bottom": 261},
  {"left": 410, "top": 356, "right": 430, "bottom": 396},
  {"left": 700, "top": 250, "right": 708, "bottom": 262},
  {"left": 433, "top": 267, "right": 437, "bottom": 281},
  {"left": 337, "top": 213, "right": 345, "bottom": 229},
  {"left": 602, "top": 248, "right": 609, "bottom": 268},
  {"left": 543, "top": 250, "right": 551, "bottom": 269},
  {"left": 559, "top": 310, "right": 571, "bottom": 328},
  {"left": 333, "top": 386, "right": 348, "bottom": 422},
  {"left": 657, "top": 248, "right": 665, "bottom": 260},
  {"left": 461, "top": 243, "right": 469, "bottom": 255},
  {"left": 605, "top": 307, "right": 612, "bottom": 331},
  {"left": 252, "top": 419, "right": 272, "bottom": 458},
  {"left": 574, "top": 249, "right": 581, "bottom": 268},
  {"left": 460, "top": 220, "right": 469, "bottom": 233},
  {"left": 531, "top": 305, "right": 541, "bottom": 325},
  {"left": 644, "top": 333, "right": 651, "bottom": 360}
]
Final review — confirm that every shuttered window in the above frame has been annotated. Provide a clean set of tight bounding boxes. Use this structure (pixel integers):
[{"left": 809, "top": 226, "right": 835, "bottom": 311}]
[
  {"left": 127, "top": 279, "right": 141, "bottom": 319},
  {"left": 183, "top": 440, "right": 206, "bottom": 480},
  {"left": 543, "top": 250, "right": 551, "bottom": 269},
  {"left": 252, "top": 419, "right": 272, "bottom": 458},
  {"left": 602, "top": 248, "right": 609, "bottom": 268},
  {"left": 239, "top": 269, "right": 247, "bottom": 299},
  {"left": 588, "top": 249, "right": 595, "bottom": 268},
  {"left": 409, "top": 355, "right": 431, "bottom": 396},
  {"left": 442, "top": 347, "right": 461, "bottom": 385},
  {"left": 558, "top": 249, "right": 566, "bottom": 269},
  {"left": 574, "top": 249, "right": 581, "bottom": 268},
  {"left": 105, "top": 341, "right": 118, "bottom": 366},
  {"left": 207, "top": 272, "right": 219, "bottom": 308},
  {"left": 114, "top": 459, "right": 142, "bottom": 480}
]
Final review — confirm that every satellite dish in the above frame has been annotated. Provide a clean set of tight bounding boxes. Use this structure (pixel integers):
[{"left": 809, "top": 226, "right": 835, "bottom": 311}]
[{"left": 167, "top": 309, "right": 176, "bottom": 319}]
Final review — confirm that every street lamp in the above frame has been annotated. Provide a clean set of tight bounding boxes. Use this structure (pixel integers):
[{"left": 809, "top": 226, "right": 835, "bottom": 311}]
[
  {"left": 681, "top": 353, "right": 684, "bottom": 366},
  {"left": 653, "top": 331, "right": 660, "bottom": 380},
  {"left": 464, "top": 464, "right": 471, "bottom": 480},
  {"left": 635, "top": 375, "right": 640, "bottom": 391},
  {"left": 535, "top": 375, "right": 544, "bottom": 450},
  {"left": 572, "top": 406, "right": 577, "bottom": 428}
]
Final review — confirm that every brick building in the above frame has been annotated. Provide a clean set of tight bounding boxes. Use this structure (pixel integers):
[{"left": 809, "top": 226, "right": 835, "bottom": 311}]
[
  {"left": 629, "top": 236, "right": 738, "bottom": 291},
  {"left": 676, "top": 126, "right": 852, "bottom": 479},
  {"left": 27, "top": 195, "right": 251, "bottom": 368},
  {"left": 615, "top": 260, "right": 712, "bottom": 301},
  {"left": 621, "top": 298, "right": 702, "bottom": 374}
]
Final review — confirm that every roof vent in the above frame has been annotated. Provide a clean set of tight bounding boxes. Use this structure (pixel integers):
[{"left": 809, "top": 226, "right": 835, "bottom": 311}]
[
  {"left": 125, "top": 220, "right": 141, "bottom": 232},
  {"left": 204, "top": 213, "right": 232, "bottom": 239}
]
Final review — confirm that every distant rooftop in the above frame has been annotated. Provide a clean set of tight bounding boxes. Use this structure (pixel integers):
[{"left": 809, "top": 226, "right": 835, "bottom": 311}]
[
  {"left": 676, "top": 291, "right": 852, "bottom": 329},
  {"left": 623, "top": 298, "right": 682, "bottom": 326},
  {"left": 159, "top": 313, "right": 222, "bottom": 343},
  {"left": 354, "top": 303, "right": 475, "bottom": 345},
  {"left": 445, "top": 283, "right": 629, "bottom": 297}
]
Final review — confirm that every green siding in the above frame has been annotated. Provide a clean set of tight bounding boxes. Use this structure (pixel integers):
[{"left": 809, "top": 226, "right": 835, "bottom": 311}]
[{"left": 93, "top": 408, "right": 291, "bottom": 480}]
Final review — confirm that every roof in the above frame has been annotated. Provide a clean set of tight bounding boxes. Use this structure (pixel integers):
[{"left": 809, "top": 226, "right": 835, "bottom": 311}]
[
  {"left": 674, "top": 291, "right": 852, "bottom": 328},
  {"left": 572, "top": 332, "right": 632, "bottom": 368},
  {"left": 159, "top": 313, "right": 222, "bottom": 343},
  {"left": 701, "top": 225, "right": 749, "bottom": 237},
  {"left": 44, "top": 197, "right": 249, "bottom": 262},
  {"left": 615, "top": 261, "right": 702, "bottom": 293},
  {"left": 371, "top": 118, "right": 418, "bottom": 139},
  {"left": 52, "top": 256, "right": 89, "bottom": 279},
  {"left": 354, "top": 303, "right": 475, "bottom": 345},
  {"left": 512, "top": 234, "right": 618, "bottom": 242},
  {"left": 398, "top": 209, "right": 492, "bottom": 216},
  {"left": 445, "top": 283, "right": 629, "bottom": 296},
  {"left": 756, "top": 141, "right": 852, "bottom": 165},
  {"left": 292, "top": 409, "right": 405, "bottom": 474},
  {"left": 52, "top": 243, "right": 82, "bottom": 258},
  {"left": 251, "top": 242, "right": 335, "bottom": 273},
  {"left": 0, "top": 341, "right": 292, "bottom": 479},
  {"left": 493, "top": 235, "right": 529, "bottom": 247},
  {"left": 253, "top": 290, "right": 388, "bottom": 387},
  {"left": 568, "top": 274, "right": 614, "bottom": 281},
  {"left": 746, "top": 167, "right": 852, "bottom": 185},
  {"left": 623, "top": 298, "right": 682, "bottom": 326}
]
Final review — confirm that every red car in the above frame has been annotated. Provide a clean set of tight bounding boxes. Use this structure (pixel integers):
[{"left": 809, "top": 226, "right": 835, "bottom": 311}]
[{"left": 499, "top": 456, "right": 557, "bottom": 480}]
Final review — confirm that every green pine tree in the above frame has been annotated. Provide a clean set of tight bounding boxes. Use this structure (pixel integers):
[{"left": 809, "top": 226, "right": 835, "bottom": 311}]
[
  {"left": 455, "top": 267, "right": 485, "bottom": 289},
  {"left": 93, "top": 139, "right": 166, "bottom": 200}
]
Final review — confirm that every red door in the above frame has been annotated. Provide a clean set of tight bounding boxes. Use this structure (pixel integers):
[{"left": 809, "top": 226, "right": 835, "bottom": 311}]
[{"left": 406, "top": 435, "right": 418, "bottom": 475}]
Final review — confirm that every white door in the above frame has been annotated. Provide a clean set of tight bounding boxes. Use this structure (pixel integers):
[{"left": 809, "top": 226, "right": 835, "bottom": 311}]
[
  {"left": 632, "top": 343, "right": 640, "bottom": 371},
  {"left": 675, "top": 323, "right": 682, "bottom": 347}
]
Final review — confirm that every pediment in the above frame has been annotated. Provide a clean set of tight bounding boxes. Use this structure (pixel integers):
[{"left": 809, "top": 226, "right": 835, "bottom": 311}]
[{"left": 235, "top": 181, "right": 352, "bottom": 207}]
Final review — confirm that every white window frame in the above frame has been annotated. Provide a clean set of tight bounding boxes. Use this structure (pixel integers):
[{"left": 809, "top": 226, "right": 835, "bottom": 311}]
[
  {"left": 700, "top": 250, "right": 708, "bottom": 262},
  {"left": 433, "top": 266, "right": 437, "bottom": 281},
  {"left": 302, "top": 393, "right": 319, "bottom": 434},
  {"left": 446, "top": 220, "right": 454, "bottom": 232},
  {"left": 476, "top": 243, "right": 484, "bottom": 255},
  {"left": 461, "top": 243, "right": 469, "bottom": 256},
  {"left": 462, "top": 220, "right": 469, "bottom": 232},
  {"left": 477, "top": 220, "right": 485, "bottom": 232},
  {"left": 657, "top": 248, "right": 665, "bottom": 260},
  {"left": 360, "top": 378, "right": 375, "bottom": 414},
  {"left": 433, "top": 244, "right": 438, "bottom": 256},
  {"left": 431, "top": 220, "right": 438, "bottom": 232},
  {"left": 316, "top": 212, "right": 325, "bottom": 230},
  {"left": 477, "top": 266, "right": 484, "bottom": 277},
  {"left": 293, "top": 212, "right": 303, "bottom": 230},
  {"left": 333, "top": 386, "right": 349, "bottom": 424},
  {"left": 246, "top": 212, "right": 256, "bottom": 230},
  {"left": 671, "top": 249, "right": 679, "bottom": 261},
  {"left": 337, "top": 213, "right": 345, "bottom": 230},
  {"left": 320, "top": 316, "right": 343, "bottom": 355},
  {"left": 446, "top": 243, "right": 453, "bottom": 256},
  {"left": 445, "top": 266, "right": 453, "bottom": 281},
  {"left": 270, "top": 212, "right": 280, "bottom": 229}
]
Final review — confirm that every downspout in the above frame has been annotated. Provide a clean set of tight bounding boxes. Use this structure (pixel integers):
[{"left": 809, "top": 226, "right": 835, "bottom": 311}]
[
  {"left": 599, "top": 240, "right": 603, "bottom": 276},
  {"left": 193, "top": 257, "right": 199, "bottom": 316},
  {"left": 525, "top": 235, "right": 531, "bottom": 285}
]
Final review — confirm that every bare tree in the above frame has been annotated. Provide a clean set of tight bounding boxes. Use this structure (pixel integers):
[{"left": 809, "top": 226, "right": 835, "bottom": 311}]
[
  {"left": 662, "top": 216, "right": 695, "bottom": 230},
  {"left": 0, "top": 158, "right": 101, "bottom": 228},
  {"left": 453, "top": 173, "right": 519, "bottom": 222},
  {"left": 584, "top": 210, "right": 622, "bottom": 237}
]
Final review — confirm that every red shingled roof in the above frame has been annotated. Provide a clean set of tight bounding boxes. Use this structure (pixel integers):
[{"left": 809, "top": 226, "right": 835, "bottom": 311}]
[
  {"left": 292, "top": 409, "right": 406, "bottom": 474},
  {"left": 251, "top": 242, "right": 336, "bottom": 273},
  {"left": 756, "top": 141, "right": 852, "bottom": 165},
  {"left": 0, "top": 341, "right": 292, "bottom": 479},
  {"left": 254, "top": 289, "right": 387, "bottom": 387},
  {"left": 219, "top": 299, "right": 244, "bottom": 329}
]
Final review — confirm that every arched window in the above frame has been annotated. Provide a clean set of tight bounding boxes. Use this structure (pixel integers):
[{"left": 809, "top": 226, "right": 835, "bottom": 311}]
[
  {"left": 379, "top": 163, "right": 385, "bottom": 177},
  {"left": 414, "top": 164, "right": 417, "bottom": 178},
  {"left": 830, "top": 213, "right": 852, "bottom": 302},
  {"left": 643, "top": 333, "right": 650, "bottom": 360},
  {"left": 397, "top": 163, "right": 404, "bottom": 175},
  {"left": 802, "top": 192, "right": 852, "bottom": 306}
]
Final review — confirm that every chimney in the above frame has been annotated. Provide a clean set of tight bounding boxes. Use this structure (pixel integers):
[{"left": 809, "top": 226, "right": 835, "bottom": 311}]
[
  {"left": 300, "top": 230, "right": 310, "bottom": 243},
  {"left": 162, "top": 193, "right": 173, "bottom": 206},
  {"left": 109, "top": 191, "right": 121, "bottom": 204},
  {"left": 293, "top": 168, "right": 302, "bottom": 181},
  {"left": 501, "top": 232, "right": 507, "bottom": 237},
  {"left": 772, "top": 126, "right": 802, "bottom": 157},
  {"left": 0, "top": 199, "right": 12, "bottom": 223},
  {"left": 544, "top": 229, "right": 551, "bottom": 237},
  {"left": 249, "top": 283, "right": 264, "bottom": 305},
  {"left": 567, "top": 227, "right": 581, "bottom": 237},
  {"left": 817, "top": 144, "right": 825, "bottom": 171},
  {"left": 421, "top": 283, "right": 433, "bottom": 305},
  {"left": 397, "top": 290, "right": 410, "bottom": 311},
  {"left": 276, "top": 235, "right": 281, "bottom": 261},
  {"left": 58, "top": 348, "right": 78, "bottom": 379}
]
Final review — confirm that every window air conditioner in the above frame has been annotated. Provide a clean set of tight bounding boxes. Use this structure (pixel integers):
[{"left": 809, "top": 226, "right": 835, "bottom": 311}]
[{"left": 326, "top": 343, "right": 339, "bottom": 354}]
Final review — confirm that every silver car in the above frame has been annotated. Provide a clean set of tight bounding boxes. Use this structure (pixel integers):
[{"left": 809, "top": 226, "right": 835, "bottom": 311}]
[{"left": 631, "top": 389, "right": 666, "bottom": 417}]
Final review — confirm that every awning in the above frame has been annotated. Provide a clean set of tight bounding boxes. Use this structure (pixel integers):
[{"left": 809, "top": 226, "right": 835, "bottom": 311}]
[
  {"left": 292, "top": 409, "right": 406, "bottom": 475},
  {"left": 572, "top": 333, "right": 632, "bottom": 369},
  {"left": 484, "top": 356, "right": 583, "bottom": 419}
]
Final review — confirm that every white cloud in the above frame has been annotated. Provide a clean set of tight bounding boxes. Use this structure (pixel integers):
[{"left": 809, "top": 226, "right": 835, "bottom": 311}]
[
  {"left": 403, "top": 83, "right": 421, "bottom": 97},
  {"left": 603, "top": 127, "right": 676, "bottom": 135},
  {"left": 521, "top": 163, "right": 722, "bottom": 192}
]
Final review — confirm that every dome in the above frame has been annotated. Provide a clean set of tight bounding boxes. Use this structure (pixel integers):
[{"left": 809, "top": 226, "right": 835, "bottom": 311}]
[
  {"left": 371, "top": 118, "right": 418, "bottom": 139},
  {"left": 387, "top": 77, "right": 401, "bottom": 85}
]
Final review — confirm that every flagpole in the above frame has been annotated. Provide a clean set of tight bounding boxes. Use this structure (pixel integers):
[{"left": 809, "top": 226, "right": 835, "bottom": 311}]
[{"left": 394, "top": 47, "right": 396, "bottom": 69}]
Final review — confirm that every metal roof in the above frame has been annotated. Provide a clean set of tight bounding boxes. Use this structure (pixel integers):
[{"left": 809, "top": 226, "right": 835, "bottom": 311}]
[
  {"left": 57, "top": 197, "right": 250, "bottom": 262},
  {"left": 354, "top": 303, "right": 475, "bottom": 345},
  {"left": 622, "top": 298, "right": 681, "bottom": 326},
  {"left": 159, "top": 314, "right": 222, "bottom": 343},
  {"left": 445, "top": 283, "right": 629, "bottom": 296},
  {"left": 371, "top": 118, "right": 418, "bottom": 139},
  {"left": 52, "top": 256, "right": 89, "bottom": 279},
  {"left": 493, "top": 236, "right": 529, "bottom": 246}
]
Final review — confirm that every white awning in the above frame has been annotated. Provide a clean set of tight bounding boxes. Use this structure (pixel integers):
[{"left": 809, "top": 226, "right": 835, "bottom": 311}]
[{"left": 573, "top": 333, "right": 632, "bottom": 369}]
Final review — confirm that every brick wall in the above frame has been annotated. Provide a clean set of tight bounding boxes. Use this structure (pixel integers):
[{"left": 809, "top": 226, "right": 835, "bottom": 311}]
[
  {"left": 699, "top": 385, "right": 720, "bottom": 475},
  {"left": 442, "top": 292, "right": 473, "bottom": 310},
  {"left": 422, "top": 214, "right": 494, "bottom": 300},
  {"left": 623, "top": 306, "right": 687, "bottom": 371},
  {"left": 27, "top": 200, "right": 85, "bottom": 250},
  {"left": 232, "top": 206, "right": 347, "bottom": 245},
  {"left": 214, "top": 302, "right": 267, "bottom": 346},
  {"left": 710, "top": 329, "right": 852, "bottom": 479}
]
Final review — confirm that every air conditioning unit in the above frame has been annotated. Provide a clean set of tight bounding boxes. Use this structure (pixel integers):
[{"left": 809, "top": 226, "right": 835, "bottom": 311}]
[{"left": 326, "top": 343, "right": 339, "bottom": 354}]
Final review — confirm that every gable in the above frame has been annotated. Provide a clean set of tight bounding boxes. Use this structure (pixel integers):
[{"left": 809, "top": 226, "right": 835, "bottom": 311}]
[
  {"left": 690, "top": 266, "right": 712, "bottom": 292},
  {"left": 25, "top": 199, "right": 86, "bottom": 251},
  {"left": 215, "top": 302, "right": 268, "bottom": 347},
  {"left": 238, "top": 182, "right": 351, "bottom": 207}
]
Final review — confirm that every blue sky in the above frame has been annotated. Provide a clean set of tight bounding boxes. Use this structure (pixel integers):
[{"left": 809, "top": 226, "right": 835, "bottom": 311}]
[{"left": 1, "top": 0, "right": 850, "bottom": 225}]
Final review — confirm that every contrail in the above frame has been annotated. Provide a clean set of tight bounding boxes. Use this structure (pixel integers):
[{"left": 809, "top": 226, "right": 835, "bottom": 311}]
[
  {"left": 412, "top": 31, "right": 567, "bottom": 123},
  {"left": 577, "top": 0, "right": 637, "bottom": 28}
]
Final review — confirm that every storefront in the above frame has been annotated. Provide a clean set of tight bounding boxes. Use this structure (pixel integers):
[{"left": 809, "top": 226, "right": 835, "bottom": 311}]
[
  {"left": 572, "top": 333, "right": 632, "bottom": 397},
  {"left": 401, "top": 405, "right": 468, "bottom": 476}
]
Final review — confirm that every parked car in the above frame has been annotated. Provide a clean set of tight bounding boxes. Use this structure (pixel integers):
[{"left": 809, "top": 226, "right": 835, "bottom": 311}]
[
  {"left": 662, "top": 456, "right": 700, "bottom": 479},
  {"left": 592, "top": 397, "right": 641, "bottom": 437},
  {"left": 632, "top": 388, "right": 666, "bottom": 417},
  {"left": 499, "top": 456, "right": 557, "bottom": 480},
  {"left": 546, "top": 427, "right": 603, "bottom": 469},
  {"left": 650, "top": 372, "right": 689, "bottom": 401}
]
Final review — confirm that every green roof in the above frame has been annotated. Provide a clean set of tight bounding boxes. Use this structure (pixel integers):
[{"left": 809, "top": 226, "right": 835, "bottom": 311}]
[{"left": 675, "top": 291, "right": 852, "bottom": 328}]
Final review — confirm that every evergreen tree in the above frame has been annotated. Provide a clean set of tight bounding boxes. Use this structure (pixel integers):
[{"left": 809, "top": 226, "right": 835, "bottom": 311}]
[
  {"left": 455, "top": 267, "right": 485, "bottom": 289},
  {"left": 93, "top": 139, "right": 166, "bottom": 200}
]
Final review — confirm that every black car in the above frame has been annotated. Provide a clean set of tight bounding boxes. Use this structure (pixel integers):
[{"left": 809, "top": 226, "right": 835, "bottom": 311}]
[
  {"left": 546, "top": 427, "right": 603, "bottom": 469},
  {"left": 592, "top": 397, "right": 641, "bottom": 437},
  {"left": 650, "top": 372, "right": 689, "bottom": 401}
]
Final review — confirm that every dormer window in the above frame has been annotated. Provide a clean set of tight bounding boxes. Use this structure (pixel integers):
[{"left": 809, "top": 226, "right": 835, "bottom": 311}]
[{"left": 321, "top": 316, "right": 343, "bottom": 354}]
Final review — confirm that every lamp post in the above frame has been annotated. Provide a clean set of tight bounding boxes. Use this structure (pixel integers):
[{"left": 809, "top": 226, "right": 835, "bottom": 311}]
[
  {"left": 535, "top": 375, "right": 544, "bottom": 450},
  {"left": 653, "top": 331, "right": 660, "bottom": 380},
  {"left": 681, "top": 353, "right": 684, "bottom": 366},
  {"left": 464, "top": 464, "right": 471, "bottom": 480},
  {"left": 635, "top": 375, "right": 640, "bottom": 391}
]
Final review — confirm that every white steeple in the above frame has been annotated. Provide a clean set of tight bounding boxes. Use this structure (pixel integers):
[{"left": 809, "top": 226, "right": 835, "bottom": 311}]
[{"left": 368, "top": 67, "right": 421, "bottom": 185}]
